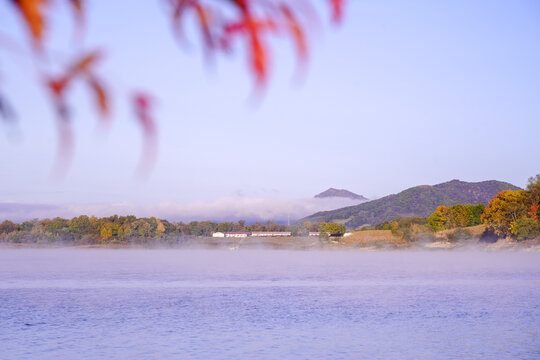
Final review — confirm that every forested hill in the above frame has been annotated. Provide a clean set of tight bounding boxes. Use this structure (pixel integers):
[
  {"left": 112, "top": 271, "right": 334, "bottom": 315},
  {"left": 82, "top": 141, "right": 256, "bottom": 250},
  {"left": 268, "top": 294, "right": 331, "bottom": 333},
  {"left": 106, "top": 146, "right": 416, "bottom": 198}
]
[{"left": 300, "top": 180, "right": 520, "bottom": 229}]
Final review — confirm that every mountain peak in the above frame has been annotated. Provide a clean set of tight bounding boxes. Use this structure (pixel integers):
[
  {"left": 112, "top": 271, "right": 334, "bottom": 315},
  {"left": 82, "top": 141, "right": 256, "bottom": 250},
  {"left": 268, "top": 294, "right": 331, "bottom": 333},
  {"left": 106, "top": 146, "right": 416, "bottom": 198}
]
[
  {"left": 314, "top": 188, "right": 368, "bottom": 201},
  {"left": 303, "top": 179, "right": 520, "bottom": 229}
]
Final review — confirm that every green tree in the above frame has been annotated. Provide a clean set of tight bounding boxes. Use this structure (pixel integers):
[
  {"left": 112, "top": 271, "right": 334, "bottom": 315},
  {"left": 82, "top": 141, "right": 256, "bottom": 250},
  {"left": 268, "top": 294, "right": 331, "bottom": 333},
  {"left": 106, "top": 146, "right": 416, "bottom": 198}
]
[
  {"left": 21, "top": 221, "right": 35, "bottom": 232},
  {"left": 318, "top": 222, "right": 329, "bottom": 233},
  {"left": 46, "top": 218, "right": 69, "bottom": 235},
  {"left": 69, "top": 215, "right": 91, "bottom": 234},
  {"left": 467, "top": 203, "right": 485, "bottom": 226},
  {"left": 509, "top": 217, "right": 539, "bottom": 240},
  {"left": 326, "top": 222, "right": 346, "bottom": 235}
]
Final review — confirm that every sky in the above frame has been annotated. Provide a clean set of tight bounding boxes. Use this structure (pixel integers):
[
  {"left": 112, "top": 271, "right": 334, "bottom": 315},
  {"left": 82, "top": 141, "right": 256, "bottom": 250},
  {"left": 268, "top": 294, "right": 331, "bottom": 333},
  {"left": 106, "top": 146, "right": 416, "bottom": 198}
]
[{"left": 1, "top": 0, "right": 539, "bottom": 222}]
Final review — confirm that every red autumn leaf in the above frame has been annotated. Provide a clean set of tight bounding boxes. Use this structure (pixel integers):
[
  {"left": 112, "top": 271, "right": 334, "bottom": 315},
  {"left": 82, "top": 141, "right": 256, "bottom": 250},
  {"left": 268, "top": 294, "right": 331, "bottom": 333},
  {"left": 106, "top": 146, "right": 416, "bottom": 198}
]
[
  {"left": 192, "top": 2, "right": 214, "bottom": 49},
  {"left": 225, "top": 16, "right": 278, "bottom": 86},
  {"left": 229, "top": 0, "right": 248, "bottom": 13},
  {"left": 132, "top": 92, "right": 157, "bottom": 176},
  {"left": 68, "top": 50, "right": 102, "bottom": 78},
  {"left": 45, "top": 50, "right": 104, "bottom": 112},
  {"left": 47, "top": 77, "right": 68, "bottom": 97},
  {"left": 12, "top": 0, "right": 48, "bottom": 48},
  {"left": 171, "top": 0, "right": 215, "bottom": 52},
  {"left": 329, "top": 0, "right": 344, "bottom": 23},
  {"left": 171, "top": 0, "right": 190, "bottom": 40},
  {"left": 45, "top": 50, "right": 103, "bottom": 110},
  {"left": 87, "top": 76, "right": 109, "bottom": 119},
  {"left": 67, "top": 0, "right": 85, "bottom": 35},
  {"left": 280, "top": 5, "right": 308, "bottom": 63},
  {"left": 249, "top": 33, "right": 267, "bottom": 85},
  {"left": 133, "top": 92, "right": 156, "bottom": 135}
]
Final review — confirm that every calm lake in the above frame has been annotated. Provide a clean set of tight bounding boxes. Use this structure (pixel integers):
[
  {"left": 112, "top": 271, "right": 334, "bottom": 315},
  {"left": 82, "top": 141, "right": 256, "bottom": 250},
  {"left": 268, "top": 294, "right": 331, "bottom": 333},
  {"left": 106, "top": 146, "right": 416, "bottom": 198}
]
[{"left": 1, "top": 249, "right": 539, "bottom": 359}]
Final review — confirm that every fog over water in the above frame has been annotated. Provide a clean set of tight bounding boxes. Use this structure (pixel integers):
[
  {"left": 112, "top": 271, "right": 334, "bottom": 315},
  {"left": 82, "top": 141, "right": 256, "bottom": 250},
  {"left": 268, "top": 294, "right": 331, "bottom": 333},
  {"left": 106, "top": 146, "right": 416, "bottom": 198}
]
[
  {"left": 1, "top": 250, "right": 539, "bottom": 359},
  {"left": 0, "top": 196, "right": 363, "bottom": 223}
]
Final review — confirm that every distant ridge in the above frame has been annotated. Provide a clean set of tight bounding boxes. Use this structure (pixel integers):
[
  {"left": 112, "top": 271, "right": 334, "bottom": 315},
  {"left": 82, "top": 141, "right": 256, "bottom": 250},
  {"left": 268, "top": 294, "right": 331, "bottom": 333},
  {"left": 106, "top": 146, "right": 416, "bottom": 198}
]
[
  {"left": 302, "top": 180, "right": 520, "bottom": 229},
  {"left": 314, "top": 188, "right": 368, "bottom": 201}
]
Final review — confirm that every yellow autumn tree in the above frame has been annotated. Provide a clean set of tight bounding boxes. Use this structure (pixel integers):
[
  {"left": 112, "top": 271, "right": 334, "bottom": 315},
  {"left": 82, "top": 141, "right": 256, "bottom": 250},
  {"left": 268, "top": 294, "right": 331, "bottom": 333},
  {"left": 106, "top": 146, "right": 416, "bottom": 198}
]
[{"left": 481, "top": 190, "right": 527, "bottom": 237}]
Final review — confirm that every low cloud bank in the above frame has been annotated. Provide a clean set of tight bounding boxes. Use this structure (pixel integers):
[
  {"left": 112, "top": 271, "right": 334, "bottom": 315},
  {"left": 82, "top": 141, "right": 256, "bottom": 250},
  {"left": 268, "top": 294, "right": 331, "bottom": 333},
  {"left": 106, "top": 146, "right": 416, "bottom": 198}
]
[{"left": 0, "top": 197, "right": 364, "bottom": 223}]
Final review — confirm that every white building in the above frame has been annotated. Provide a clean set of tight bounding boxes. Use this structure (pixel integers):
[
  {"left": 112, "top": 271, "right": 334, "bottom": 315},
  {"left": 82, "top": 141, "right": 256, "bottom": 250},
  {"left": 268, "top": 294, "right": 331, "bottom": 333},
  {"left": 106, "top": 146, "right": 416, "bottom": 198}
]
[
  {"left": 212, "top": 232, "right": 249, "bottom": 238},
  {"left": 251, "top": 232, "right": 291, "bottom": 237}
]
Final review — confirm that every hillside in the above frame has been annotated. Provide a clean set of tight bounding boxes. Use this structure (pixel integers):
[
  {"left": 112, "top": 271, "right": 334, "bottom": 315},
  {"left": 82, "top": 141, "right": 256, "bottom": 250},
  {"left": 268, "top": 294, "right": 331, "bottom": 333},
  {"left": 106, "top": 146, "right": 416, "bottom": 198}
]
[
  {"left": 301, "top": 180, "right": 520, "bottom": 229},
  {"left": 314, "top": 188, "right": 368, "bottom": 201}
]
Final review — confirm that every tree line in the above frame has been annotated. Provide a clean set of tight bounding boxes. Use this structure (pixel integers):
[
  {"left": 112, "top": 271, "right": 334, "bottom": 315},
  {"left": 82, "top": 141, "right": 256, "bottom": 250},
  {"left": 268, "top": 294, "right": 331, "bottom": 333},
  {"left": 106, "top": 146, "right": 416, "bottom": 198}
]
[
  {"left": 1, "top": 175, "right": 538, "bottom": 245},
  {"left": 0, "top": 216, "right": 346, "bottom": 245}
]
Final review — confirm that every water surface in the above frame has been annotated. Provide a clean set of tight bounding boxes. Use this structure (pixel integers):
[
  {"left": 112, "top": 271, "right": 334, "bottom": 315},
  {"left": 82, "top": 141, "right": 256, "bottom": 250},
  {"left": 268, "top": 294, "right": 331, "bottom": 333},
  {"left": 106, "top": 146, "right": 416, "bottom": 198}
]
[{"left": 1, "top": 249, "right": 539, "bottom": 359}]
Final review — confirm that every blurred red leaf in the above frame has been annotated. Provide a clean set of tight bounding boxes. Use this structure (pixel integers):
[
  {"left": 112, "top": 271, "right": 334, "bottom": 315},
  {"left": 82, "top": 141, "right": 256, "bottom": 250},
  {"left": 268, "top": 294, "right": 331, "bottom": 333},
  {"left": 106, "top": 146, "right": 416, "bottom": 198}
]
[
  {"left": 280, "top": 5, "right": 308, "bottom": 63},
  {"left": 47, "top": 77, "right": 68, "bottom": 97},
  {"left": 45, "top": 50, "right": 103, "bottom": 96},
  {"left": 225, "top": 16, "right": 277, "bottom": 86},
  {"left": 45, "top": 50, "right": 104, "bottom": 113},
  {"left": 68, "top": 50, "right": 102, "bottom": 77},
  {"left": 133, "top": 92, "right": 156, "bottom": 135},
  {"left": 171, "top": 0, "right": 214, "bottom": 50},
  {"left": 329, "top": 0, "right": 344, "bottom": 23},
  {"left": 87, "top": 76, "right": 109, "bottom": 120},
  {"left": 168, "top": 0, "right": 335, "bottom": 89},
  {"left": 11, "top": 0, "right": 48, "bottom": 48},
  {"left": 4, "top": 0, "right": 345, "bottom": 177},
  {"left": 67, "top": 0, "right": 85, "bottom": 36},
  {"left": 132, "top": 92, "right": 157, "bottom": 176},
  {"left": 44, "top": 50, "right": 108, "bottom": 176}
]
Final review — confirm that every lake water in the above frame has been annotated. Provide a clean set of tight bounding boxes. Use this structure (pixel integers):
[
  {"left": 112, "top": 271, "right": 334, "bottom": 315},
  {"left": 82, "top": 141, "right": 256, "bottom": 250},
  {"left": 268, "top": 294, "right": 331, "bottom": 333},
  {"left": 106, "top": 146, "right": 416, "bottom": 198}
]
[{"left": 1, "top": 249, "right": 539, "bottom": 359}]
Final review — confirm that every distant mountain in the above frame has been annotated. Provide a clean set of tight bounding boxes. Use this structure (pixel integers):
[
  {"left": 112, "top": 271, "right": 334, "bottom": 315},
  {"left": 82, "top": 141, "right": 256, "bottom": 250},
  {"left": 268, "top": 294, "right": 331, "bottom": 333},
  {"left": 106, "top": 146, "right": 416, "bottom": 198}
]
[
  {"left": 314, "top": 188, "right": 368, "bottom": 201},
  {"left": 302, "top": 180, "right": 520, "bottom": 229}
]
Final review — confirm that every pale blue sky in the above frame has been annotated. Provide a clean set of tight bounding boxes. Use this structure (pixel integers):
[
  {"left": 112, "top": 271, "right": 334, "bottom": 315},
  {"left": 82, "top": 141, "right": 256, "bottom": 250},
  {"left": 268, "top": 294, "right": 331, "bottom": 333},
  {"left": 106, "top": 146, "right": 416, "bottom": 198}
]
[{"left": 0, "top": 0, "right": 539, "bottom": 220}]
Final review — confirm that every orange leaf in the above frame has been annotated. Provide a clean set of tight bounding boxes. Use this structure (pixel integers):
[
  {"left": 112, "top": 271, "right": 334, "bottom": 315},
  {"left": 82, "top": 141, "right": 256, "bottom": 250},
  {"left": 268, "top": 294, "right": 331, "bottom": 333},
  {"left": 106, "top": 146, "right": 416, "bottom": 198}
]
[
  {"left": 249, "top": 33, "right": 267, "bottom": 85},
  {"left": 87, "top": 76, "right": 109, "bottom": 119},
  {"left": 13, "top": 0, "right": 48, "bottom": 47},
  {"left": 192, "top": 2, "right": 214, "bottom": 49},
  {"left": 171, "top": 0, "right": 214, "bottom": 49},
  {"left": 69, "top": 50, "right": 102, "bottom": 76},
  {"left": 280, "top": 5, "right": 308, "bottom": 63}
]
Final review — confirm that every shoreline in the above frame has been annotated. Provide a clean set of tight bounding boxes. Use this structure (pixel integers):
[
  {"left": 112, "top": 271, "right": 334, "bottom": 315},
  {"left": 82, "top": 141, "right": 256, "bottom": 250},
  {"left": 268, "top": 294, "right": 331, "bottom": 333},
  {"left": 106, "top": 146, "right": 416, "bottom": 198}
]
[{"left": 1, "top": 237, "right": 539, "bottom": 251}]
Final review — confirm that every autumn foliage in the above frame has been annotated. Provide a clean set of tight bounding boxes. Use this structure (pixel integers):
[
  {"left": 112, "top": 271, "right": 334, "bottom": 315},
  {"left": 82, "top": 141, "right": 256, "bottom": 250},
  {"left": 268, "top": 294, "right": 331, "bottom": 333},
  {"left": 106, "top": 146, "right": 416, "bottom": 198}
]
[
  {"left": 481, "top": 175, "right": 540, "bottom": 240},
  {"left": 0, "top": 215, "right": 329, "bottom": 244},
  {"left": 2, "top": 0, "right": 345, "bottom": 173},
  {"left": 427, "top": 204, "right": 485, "bottom": 232}
]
